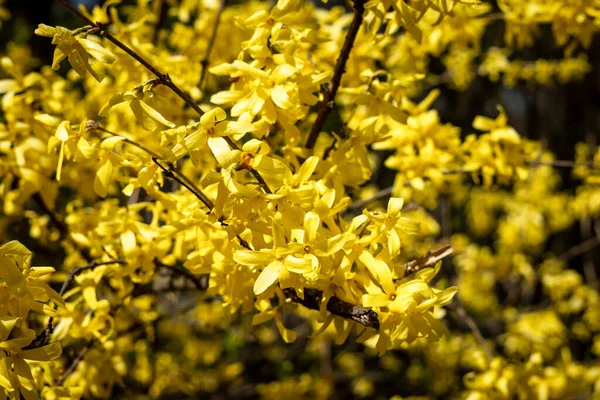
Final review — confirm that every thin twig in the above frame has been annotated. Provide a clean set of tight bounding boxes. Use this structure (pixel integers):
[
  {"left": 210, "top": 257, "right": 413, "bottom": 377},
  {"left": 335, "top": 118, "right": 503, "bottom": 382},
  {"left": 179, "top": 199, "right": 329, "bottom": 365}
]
[
  {"left": 55, "top": 339, "right": 96, "bottom": 386},
  {"left": 305, "top": 0, "right": 366, "bottom": 149},
  {"left": 198, "top": 0, "right": 227, "bottom": 90},
  {"left": 154, "top": 259, "right": 207, "bottom": 291},
  {"left": 527, "top": 160, "right": 597, "bottom": 168},
  {"left": 444, "top": 159, "right": 599, "bottom": 176},
  {"left": 344, "top": 187, "right": 393, "bottom": 214},
  {"left": 398, "top": 244, "right": 454, "bottom": 277},
  {"left": 152, "top": 157, "right": 215, "bottom": 210},
  {"left": 558, "top": 236, "right": 600, "bottom": 261},
  {"left": 89, "top": 122, "right": 164, "bottom": 160},
  {"left": 449, "top": 300, "right": 493, "bottom": 362},
  {"left": 56, "top": 0, "right": 205, "bottom": 116},
  {"left": 249, "top": 168, "right": 272, "bottom": 194}
]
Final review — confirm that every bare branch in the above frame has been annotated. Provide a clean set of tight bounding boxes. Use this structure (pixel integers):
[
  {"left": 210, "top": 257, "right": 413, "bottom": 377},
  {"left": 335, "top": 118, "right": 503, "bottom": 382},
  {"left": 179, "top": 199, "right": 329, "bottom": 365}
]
[
  {"left": 55, "top": 339, "right": 95, "bottom": 386},
  {"left": 305, "top": 0, "right": 366, "bottom": 149},
  {"left": 449, "top": 300, "right": 493, "bottom": 362},
  {"left": 198, "top": 0, "right": 227, "bottom": 90},
  {"left": 558, "top": 236, "right": 600, "bottom": 261},
  {"left": 400, "top": 244, "right": 454, "bottom": 276}
]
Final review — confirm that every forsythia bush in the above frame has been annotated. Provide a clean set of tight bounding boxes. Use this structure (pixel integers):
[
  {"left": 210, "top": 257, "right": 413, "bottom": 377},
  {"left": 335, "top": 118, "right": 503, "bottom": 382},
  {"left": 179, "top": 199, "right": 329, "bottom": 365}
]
[{"left": 0, "top": 0, "right": 599, "bottom": 398}]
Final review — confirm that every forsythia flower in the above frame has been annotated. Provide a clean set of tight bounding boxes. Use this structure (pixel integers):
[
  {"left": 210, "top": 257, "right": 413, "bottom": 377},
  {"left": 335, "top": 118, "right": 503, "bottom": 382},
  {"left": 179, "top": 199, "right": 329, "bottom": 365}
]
[{"left": 34, "top": 24, "right": 115, "bottom": 82}]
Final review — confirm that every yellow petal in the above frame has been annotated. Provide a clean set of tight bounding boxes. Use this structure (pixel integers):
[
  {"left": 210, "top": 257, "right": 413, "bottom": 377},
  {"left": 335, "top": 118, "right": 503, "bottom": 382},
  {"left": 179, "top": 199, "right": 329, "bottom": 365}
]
[
  {"left": 121, "top": 231, "right": 136, "bottom": 256},
  {"left": 55, "top": 120, "right": 70, "bottom": 141},
  {"left": 20, "top": 342, "right": 62, "bottom": 361},
  {"left": 387, "top": 197, "right": 404, "bottom": 216},
  {"left": 296, "top": 156, "right": 318, "bottom": 184},
  {"left": 284, "top": 255, "right": 313, "bottom": 274},
  {"left": 137, "top": 99, "right": 176, "bottom": 129},
  {"left": 0, "top": 254, "right": 27, "bottom": 296},
  {"left": 233, "top": 250, "right": 275, "bottom": 267},
  {"left": 200, "top": 107, "right": 226, "bottom": 128},
  {"left": 271, "top": 85, "right": 294, "bottom": 109},
  {"left": 358, "top": 250, "right": 395, "bottom": 294},
  {"left": 82, "top": 286, "right": 98, "bottom": 309},
  {"left": 303, "top": 212, "right": 320, "bottom": 243},
  {"left": 0, "top": 358, "right": 13, "bottom": 391},
  {"left": 34, "top": 23, "right": 57, "bottom": 37},
  {"left": 362, "top": 293, "right": 390, "bottom": 308},
  {"left": 93, "top": 160, "right": 113, "bottom": 198},
  {"left": 253, "top": 261, "right": 281, "bottom": 295},
  {"left": 78, "top": 38, "right": 116, "bottom": 64},
  {"left": 275, "top": 314, "right": 297, "bottom": 343},
  {"left": 100, "top": 136, "right": 125, "bottom": 150}
]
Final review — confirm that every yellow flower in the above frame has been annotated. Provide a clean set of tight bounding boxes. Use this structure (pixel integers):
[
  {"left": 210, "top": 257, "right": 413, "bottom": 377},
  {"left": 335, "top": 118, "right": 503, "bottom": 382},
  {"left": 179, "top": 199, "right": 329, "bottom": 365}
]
[{"left": 35, "top": 24, "right": 115, "bottom": 82}]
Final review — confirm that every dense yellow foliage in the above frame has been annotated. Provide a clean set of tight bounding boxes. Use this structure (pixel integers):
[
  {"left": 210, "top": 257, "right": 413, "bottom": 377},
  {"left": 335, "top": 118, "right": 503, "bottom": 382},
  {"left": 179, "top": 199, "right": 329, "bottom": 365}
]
[{"left": 0, "top": 0, "right": 599, "bottom": 398}]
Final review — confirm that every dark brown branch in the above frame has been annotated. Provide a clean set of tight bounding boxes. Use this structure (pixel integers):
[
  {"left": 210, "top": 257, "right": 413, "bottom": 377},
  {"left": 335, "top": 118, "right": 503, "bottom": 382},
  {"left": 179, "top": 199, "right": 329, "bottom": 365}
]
[
  {"left": 249, "top": 168, "right": 272, "bottom": 194},
  {"left": 198, "top": 0, "right": 227, "bottom": 90},
  {"left": 305, "top": 0, "right": 366, "bottom": 149},
  {"left": 282, "top": 288, "right": 380, "bottom": 329},
  {"left": 151, "top": 0, "right": 168, "bottom": 45},
  {"left": 152, "top": 157, "right": 215, "bottom": 210},
  {"left": 151, "top": 158, "right": 252, "bottom": 249},
  {"left": 57, "top": 0, "right": 205, "bottom": 116},
  {"left": 55, "top": 339, "right": 95, "bottom": 386}
]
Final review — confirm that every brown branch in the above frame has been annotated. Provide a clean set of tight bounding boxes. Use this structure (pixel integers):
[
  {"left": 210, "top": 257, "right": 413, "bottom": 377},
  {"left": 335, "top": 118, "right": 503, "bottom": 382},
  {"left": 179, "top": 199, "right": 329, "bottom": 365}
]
[
  {"left": 305, "top": 0, "right": 366, "bottom": 149},
  {"left": 154, "top": 259, "right": 207, "bottom": 291},
  {"left": 343, "top": 187, "right": 393, "bottom": 214},
  {"left": 282, "top": 287, "right": 380, "bottom": 329},
  {"left": 527, "top": 160, "right": 597, "bottom": 169},
  {"left": 558, "top": 236, "right": 600, "bottom": 261},
  {"left": 90, "top": 122, "right": 164, "bottom": 160},
  {"left": 399, "top": 244, "right": 454, "bottom": 276},
  {"left": 444, "top": 159, "right": 599, "bottom": 176},
  {"left": 282, "top": 245, "right": 454, "bottom": 329},
  {"left": 151, "top": 0, "right": 168, "bottom": 45},
  {"left": 55, "top": 339, "right": 95, "bottom": 386},
  {"left": 198, "top": 0, "right": 227, "bottom": 90},
  {"left": 152, "top": 157, "right": 215, "bottom": 210},
  {"left": 249, "top": 168, "right": 272, "bottom": 194},
  {"left": 57, "top": 0, "right": 205, "bottom": 116}
]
